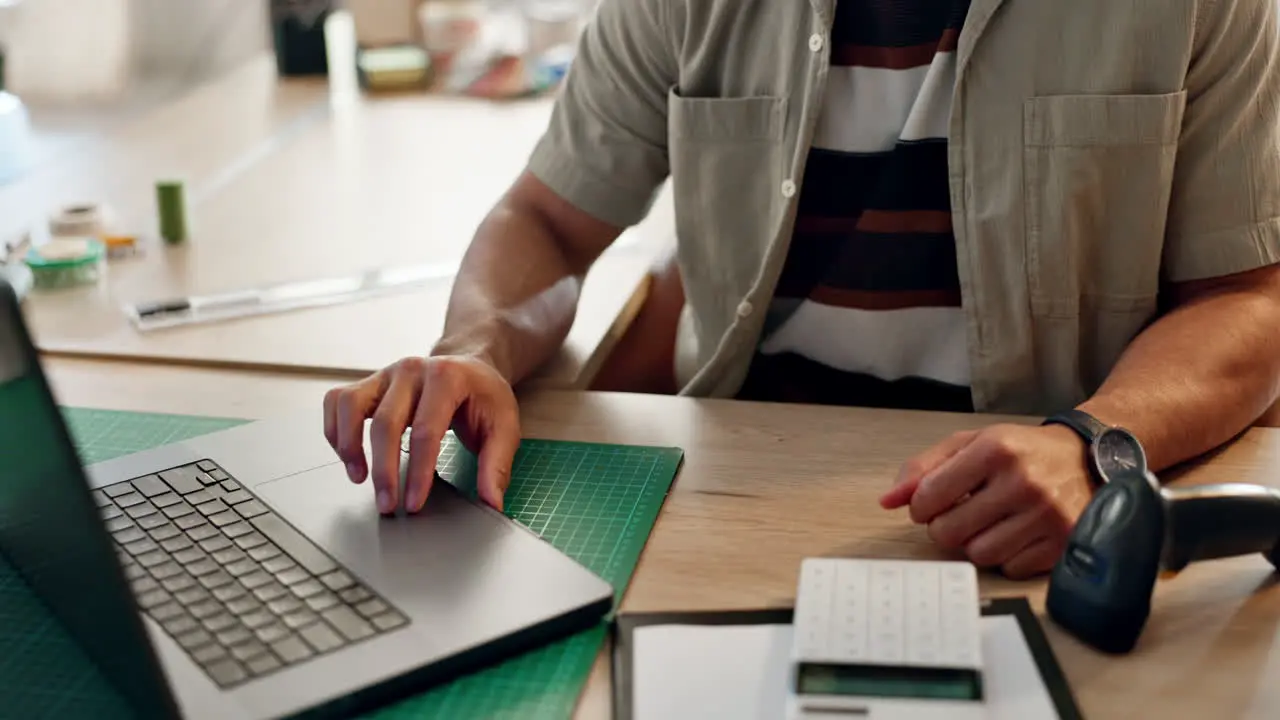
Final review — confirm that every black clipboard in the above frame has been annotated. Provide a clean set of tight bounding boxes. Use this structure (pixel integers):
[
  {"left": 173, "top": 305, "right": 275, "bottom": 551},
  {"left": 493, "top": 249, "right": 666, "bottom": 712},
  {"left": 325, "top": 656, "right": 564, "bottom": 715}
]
[{"left": 612, "top": 597, "right": 1083, "bottom": 720}]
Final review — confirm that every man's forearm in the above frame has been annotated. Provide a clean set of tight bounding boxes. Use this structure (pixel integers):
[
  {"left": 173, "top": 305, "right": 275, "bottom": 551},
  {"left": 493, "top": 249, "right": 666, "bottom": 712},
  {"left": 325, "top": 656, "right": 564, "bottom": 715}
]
[
  {"left": 430, "top": 200, "right": 587, "bottom": 386},
  {"left": 1078, "top": 268, "right": 1280, "bottom": 472}
]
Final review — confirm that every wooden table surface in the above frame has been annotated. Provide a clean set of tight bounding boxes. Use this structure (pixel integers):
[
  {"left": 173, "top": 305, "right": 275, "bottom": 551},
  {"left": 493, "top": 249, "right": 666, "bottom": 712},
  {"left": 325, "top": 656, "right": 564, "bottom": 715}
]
[
  {"left": 42, "top": 357, "right": 1280, "bottom": 720},
  {"left": 10, "top": 54, "right": 672, "bottom": 389}
]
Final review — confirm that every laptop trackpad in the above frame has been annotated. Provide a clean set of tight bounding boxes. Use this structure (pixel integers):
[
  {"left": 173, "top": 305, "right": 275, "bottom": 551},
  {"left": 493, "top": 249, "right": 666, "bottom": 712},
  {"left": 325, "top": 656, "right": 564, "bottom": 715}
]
[{"left": 250, "top": 461, "right": 606, "bottom": 654}]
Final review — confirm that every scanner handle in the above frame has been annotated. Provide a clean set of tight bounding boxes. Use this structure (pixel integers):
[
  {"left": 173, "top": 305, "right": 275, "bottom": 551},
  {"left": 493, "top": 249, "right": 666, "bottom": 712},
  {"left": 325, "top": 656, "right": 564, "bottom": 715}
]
[{"left": 1161, "top": 484, "right": 1280, "bottom": 572}]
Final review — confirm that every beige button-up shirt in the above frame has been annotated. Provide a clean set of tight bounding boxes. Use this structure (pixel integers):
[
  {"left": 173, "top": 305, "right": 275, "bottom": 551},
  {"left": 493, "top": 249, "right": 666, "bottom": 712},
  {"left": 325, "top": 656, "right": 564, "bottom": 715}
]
[{"left": 526, "top": 0, "right": 1280, "bottom": 414}]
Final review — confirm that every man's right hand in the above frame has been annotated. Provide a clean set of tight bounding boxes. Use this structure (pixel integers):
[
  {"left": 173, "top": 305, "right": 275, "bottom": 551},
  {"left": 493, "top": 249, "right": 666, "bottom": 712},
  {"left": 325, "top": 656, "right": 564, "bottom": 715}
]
[{"left": 322, "top": 355, "right": 521, "bottom": 516}]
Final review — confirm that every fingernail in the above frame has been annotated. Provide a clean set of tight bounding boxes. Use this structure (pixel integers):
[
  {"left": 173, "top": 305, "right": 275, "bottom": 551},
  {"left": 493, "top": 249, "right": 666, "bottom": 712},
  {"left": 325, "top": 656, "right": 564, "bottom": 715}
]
[
  {"left": 376, "top": 489, "right": 393, "bottom": 514},
  {"left": 346, "top": 462, "right": 363, "bottom": 483}
]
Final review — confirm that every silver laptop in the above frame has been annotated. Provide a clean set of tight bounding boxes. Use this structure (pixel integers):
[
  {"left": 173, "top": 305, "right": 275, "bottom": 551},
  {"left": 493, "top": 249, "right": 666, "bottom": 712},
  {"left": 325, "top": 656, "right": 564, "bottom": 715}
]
[{"left": 0, "top": 279, "right": 614, "bottom": 719}]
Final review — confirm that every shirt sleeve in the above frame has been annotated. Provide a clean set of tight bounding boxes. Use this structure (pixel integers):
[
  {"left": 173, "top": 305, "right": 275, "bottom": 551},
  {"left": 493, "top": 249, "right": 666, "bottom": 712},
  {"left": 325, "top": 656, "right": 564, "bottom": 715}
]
[
  {"left": 524, "top": 0, "right": 677, "bottom": 229},
  {"left": 1163, "top": 0, "right": 1280, "bottom": 282}
]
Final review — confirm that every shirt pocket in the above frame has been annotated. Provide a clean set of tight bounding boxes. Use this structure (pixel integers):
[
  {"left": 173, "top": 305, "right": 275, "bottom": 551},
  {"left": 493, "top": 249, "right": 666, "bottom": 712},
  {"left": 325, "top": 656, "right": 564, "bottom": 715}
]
[
  {"left": 1022, "top": 91, "right": 1186, "bottom": 317},
  {"left": 667, "top": 88, "right": 788, "bottom": 322}
]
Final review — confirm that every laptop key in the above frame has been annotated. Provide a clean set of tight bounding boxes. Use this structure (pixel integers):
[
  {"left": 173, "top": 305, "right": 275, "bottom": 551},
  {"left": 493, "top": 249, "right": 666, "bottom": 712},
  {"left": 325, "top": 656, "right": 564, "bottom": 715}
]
[
  {"left": 138, "top": 589, "right": 171, "bottom": 608},
  {"left": 173, "top": 547, "right": 206, "bottom": 565},
  {"left": 131, "top": 576, "right": 160, "bottom": 595},
  {"left": 271, "top": 636, "right": 313, "bottom": 664},
  {"left": 291, "top": 580, "right": 324, "bottom": 599},
  {"left": 371, "top": 612, "right": 408, "bottom": 632},
  {"left": 261, "top": 555, "right": 294, "bottom": 574},
  {"left": 125, "top": 503, "right": 158, "bottom": 519},
  {"left": 162, "top": 503, "right": 195, "bottom": 519},
  {"left": 217, "top": 627, "right": 253, "bottom": 647},
  {"left": 282, "top": 610, "right": 318, "bottom": 630},
  {"left": 161, "top": 573, "right": 197, "bottom": 593},
  {"left": 339, "top": 586, "right": 372, "bottom": 604},
  {"left": 199, "top": 471, "right": 220, "bottom": 486},
  {"left": 305, "top": 593, "right": 338, "bottom": 612},
  {"left": 175, "top": 514, "right": 205, "bottom": 531},
  {"left": 254, "top": 623, "right": 290, "bottom": 645},
  {"left": 213, "top": 548, "right": 248, "bottom": 566},
  {"left": 151, "top": 493, "right": 182, "bottom": 510},
  {"left": 212, "top": 584, "right": 246, "bottom": 602},
  {"left": 242, "top": 609, "right": 274, "bottom": 629},
  {"left": 176, "top": 587, "right": 211, "bottom": 605},
  {"left": 248, "top": 544, "right": 281, "bottom": 562},
  {"left": 92, "top": 490, "right": 112, "bottom": 507},
  {"left": 318, "top": 570, "right": 355, "bottom": 591},
  {"left": 188, "top": 559, "right": 219, "bottom": 577},
  {"left": 197, "top": 460, "right": 218, "bottom": 473},
  {"left": 106, "top": 516, "right": 135, "bottom": 532},
  {"left": 100, "top": 505, "right": 123, "bottom": 521},
  {"left": 123, "top": 538, "right": 159, "bottom": 555},
  {"left": 149, "top": 524, "right": 181, "bottom": 542},
  {"left": 253, "top": 582, "right": 289, "bottom": 603},
  {"left": 210, "top": 469, "right": 229, "bottom": 482},
  {"left": 123, "top": 563, "right": 147, "bottom": 581},
  {"left": 160, "top": 536, "right": 194, "bottom": 553},
  {"left": 245, "top": 652, "right": 281, "bottom": 677},
  {"left": 235, "top": 501, "right": 269, "bottom": 519},
  {"left": 226, "top": 559, "right": 258, "bottom": 577},
  {"left": 231, "top": 641, "right": 268, "bottom": 663},
  {"left": 131, "top": 475, "right": 170, "bottom": 498},
  {"left": 221, "top": 480, "right": 241, "bottom": 493},
  {"left": 189, "top": 600, "right": 222, "bottom": 620},
  {"left": 241, "top": 571, "right": 272, "bottom": 590},
  {"left": 222, "top": 490, "right": 252, "bottom": 505},
  {"left": 199, "top": 536, "right": 234, "bottom": 554},
  {"left": 267, "top": 596, "right": 303, "bottom": 615},
  {"left": 138, "top": 514, "right": 169, "bottom": 530},
  {"left": 151, "top": 602, "right": 184, "bottom": 622},
  {"left": 235, "top": 532, "right": 268, "bottom": 550},
  {"left": 276, "top": 567, "right": 309, "bottom": 586},
  {"left": 136, "top": 551, "right": 166, "bottom": 568},
  {"left": 220, "top": 523, "right": 251, "bottom": 540},
  {"left": 205, "top": 659, "right": 246, "bottom": 687},
  {"left": 322, "top": 606, "right": 374, "bottom": 642},
  {"left": 299, "top": 621, "right": 345, "bottom": 653},
  {"left": 196, "top": 500, "right": 230, "bottom": 516},
  {"left": 176, "top": 628, "right": 215, "bottom": 651},
  {"left": 198, "top": 570, "right": 234, "bottom": 589},
  {"left": 354, "top": 599, "right": 388, "bottom": 619},
  {"left": 104, "top": 483, "right": 135, "bottom": 498},
  {"left": 192, "top": 643, "right": 227, "bottom": 665},
  {"left": 226, "top": 596, "right": 261, "bottom": 615},
  {"left": 113, "top": 526, "right": 147, "bottom": 545},
  {"left": 202, "top": 613, "right": 237, "bottom": 633},
  {"left": 115, "top": 492, "right": 146, "bottom": 508},
  {"left": 249, "top": 514, "right": 337, "bottom": 577},
  {"left": 152, "top": 562, "right": 184, "bottom": 580},
  {"left": 185, "top": 489, "right": 215, "bottom": 506},
  {"left": 163, "top": 614, "right": 200, "bottom": 637},
  {"left": 209, "top": 511, "right": 239, "bottom": 528},
  {"left": 159, "top": 466, "right": 204, "bottom": 495}
]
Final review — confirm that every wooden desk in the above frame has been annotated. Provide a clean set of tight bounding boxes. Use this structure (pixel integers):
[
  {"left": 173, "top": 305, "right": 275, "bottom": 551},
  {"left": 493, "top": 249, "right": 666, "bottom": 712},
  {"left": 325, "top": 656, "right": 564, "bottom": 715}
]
[
  {"left": 42, "top": 357, "right": 1280, "bottom": 720},
  {"left": 16, "top": 57, "right": 672, "bottom": 389}
]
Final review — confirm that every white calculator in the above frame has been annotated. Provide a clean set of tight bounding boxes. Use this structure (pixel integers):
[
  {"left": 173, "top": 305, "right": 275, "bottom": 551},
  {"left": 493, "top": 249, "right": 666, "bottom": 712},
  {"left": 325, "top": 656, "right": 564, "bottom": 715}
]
[{"left": 786, "top": 558, "right": 985, "bottom": 720}]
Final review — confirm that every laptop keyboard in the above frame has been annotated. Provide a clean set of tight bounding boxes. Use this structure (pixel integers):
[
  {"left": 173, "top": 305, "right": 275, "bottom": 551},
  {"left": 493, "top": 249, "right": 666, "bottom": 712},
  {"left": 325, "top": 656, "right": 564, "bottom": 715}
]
[{"left": 93, "top": 460, "right": 410, "bottom": 689}]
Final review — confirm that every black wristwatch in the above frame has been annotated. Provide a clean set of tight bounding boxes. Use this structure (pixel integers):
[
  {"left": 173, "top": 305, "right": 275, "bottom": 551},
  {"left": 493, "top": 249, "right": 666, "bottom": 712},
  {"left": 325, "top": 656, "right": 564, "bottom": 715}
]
[{"left": 1042, "top": 409, "right": 1148, "bottom": 486}]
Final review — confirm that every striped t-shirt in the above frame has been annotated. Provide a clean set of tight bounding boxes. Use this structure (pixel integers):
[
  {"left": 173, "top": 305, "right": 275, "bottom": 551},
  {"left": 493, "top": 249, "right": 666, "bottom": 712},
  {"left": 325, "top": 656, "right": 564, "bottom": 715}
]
[{"left": 738, "top": 0, "right": 975, "bottom": 413}]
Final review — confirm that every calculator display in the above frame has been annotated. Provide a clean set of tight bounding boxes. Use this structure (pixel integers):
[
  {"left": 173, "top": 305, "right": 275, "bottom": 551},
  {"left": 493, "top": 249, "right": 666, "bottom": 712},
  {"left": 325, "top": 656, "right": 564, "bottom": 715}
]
[{"left": 797, "top": 663, "right": 982, "bottom": 701}]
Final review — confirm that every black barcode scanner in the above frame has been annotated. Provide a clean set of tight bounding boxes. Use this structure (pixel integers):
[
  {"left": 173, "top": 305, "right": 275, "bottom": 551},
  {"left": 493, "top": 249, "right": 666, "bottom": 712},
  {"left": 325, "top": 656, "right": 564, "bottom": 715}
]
[{"left": 1043, "top": 422, "right": 1280, "bottom": 654}]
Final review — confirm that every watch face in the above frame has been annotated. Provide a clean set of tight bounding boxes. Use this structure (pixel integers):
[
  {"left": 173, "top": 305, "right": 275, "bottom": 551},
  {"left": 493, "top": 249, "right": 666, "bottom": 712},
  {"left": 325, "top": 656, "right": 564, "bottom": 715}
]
[{"left": 1092, "top": 428, "right": 1147, "bottom": 482}]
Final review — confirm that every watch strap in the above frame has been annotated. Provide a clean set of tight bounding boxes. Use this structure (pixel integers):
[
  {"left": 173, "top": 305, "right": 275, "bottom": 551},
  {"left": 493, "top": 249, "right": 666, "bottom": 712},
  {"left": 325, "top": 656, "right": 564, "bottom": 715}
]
[{"left": 1041, "top": 408, "right": 1109, "bottom": 445}]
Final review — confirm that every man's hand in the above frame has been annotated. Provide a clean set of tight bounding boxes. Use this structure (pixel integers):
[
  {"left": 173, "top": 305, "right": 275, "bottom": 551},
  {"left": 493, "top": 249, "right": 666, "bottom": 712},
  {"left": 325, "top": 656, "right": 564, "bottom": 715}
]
[
  {"left": 323, "top": 355, "right": 521, "bottom": 516},
  {"left": 879, "top": 424, "right": 1095, "bottom": 579}
]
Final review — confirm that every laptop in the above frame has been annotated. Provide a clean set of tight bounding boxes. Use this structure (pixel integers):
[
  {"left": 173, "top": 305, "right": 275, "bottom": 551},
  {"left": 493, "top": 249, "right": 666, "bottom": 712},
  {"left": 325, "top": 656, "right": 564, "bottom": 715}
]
[{"left": 0, "top": 279, "right": 615, "bottom": 719}]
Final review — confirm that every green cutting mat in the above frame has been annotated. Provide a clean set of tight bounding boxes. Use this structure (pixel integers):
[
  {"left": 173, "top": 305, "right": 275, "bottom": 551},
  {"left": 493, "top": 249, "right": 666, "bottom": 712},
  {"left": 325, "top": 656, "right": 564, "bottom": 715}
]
[{"left": 0, "top": 408, "right": 683, "bottom": 719}]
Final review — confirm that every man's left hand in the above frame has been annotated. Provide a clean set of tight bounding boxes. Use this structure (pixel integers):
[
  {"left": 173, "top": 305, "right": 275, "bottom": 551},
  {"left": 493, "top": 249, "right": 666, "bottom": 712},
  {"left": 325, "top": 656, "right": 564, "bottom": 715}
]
[{"left": 879, "top": 424, "right": 1096, "bottom": 579}]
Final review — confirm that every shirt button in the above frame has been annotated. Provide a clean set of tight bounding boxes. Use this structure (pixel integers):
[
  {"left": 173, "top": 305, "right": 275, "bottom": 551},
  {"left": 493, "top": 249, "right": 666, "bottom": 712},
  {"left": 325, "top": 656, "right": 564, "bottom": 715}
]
[
  {"left": 737, "top": 300, "right": 754, "bottom": 318},
  {"left": 808, "top": 34, "right": 824, "bottom": 52},
  {"left": 781, "top": 179, "right": 797, "bottom": 198}
]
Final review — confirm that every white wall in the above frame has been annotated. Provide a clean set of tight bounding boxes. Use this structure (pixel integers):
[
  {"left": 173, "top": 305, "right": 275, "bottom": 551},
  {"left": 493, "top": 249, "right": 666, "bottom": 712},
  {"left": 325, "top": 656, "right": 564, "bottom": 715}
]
[{"left": 129, "top": 0, "right": 269, "bottom": 83}]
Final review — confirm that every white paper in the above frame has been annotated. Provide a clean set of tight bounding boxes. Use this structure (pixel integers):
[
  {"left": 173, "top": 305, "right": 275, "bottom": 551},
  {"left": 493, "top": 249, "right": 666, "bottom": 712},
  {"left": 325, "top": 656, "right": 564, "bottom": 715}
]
[{"left": 630, "top": 616, "right": 1061, "bottom": 720}]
